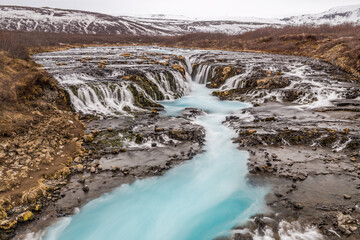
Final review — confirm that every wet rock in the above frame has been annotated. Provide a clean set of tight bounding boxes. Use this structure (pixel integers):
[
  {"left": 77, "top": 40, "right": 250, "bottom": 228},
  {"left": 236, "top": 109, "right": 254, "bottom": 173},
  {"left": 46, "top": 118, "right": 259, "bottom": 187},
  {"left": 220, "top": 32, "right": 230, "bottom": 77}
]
[
  {"left": 283, "top": 89, "right": 304, "bottom": 101},
  {"left": 78, "top": 176, "right": 86, "bottom": 183},
  {"left": 181, "top": 108, "right": 205, "bottom": 118},
  {"left": 155, "top": 127, "right": 164, "bottom": 132},
  {"left": 344, "top": 194, "right": 352, "bottom": 200},
  {"left": 121, "top": 168, "right": 129, "bottom": 175},
  {"left": 135, "top": 134, "right": 144, "bottom": 144},
  {"left": 240, "top": 130, "right": 257, "bottom": 136},
  {"left": 84, "top": 134, "right": 94, "bottom": 143},
  {"left": 171, "top": 64, "right": 185, "bottom": 75},
  {"left": 293, "top": 203, "right": 304, "bottom": 210},
  {"left": 275, "top": 192, "right": 283, "bottom": 198},
  {"left": 111, "top": 166, "right": 120, "bottom": 171},
  {"left": 82, "top": 185, "right": 89, "bottom": 192},
  {"left": 256, "top": 75, "right": 290, "bottom": 89}
]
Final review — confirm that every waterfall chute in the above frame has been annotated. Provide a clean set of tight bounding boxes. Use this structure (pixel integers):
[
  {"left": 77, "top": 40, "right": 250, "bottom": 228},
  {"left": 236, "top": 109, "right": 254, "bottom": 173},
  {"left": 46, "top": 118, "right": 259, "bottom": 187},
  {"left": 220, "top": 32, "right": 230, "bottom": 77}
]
[{"left": 65, "top": 82, "right": 142, "bottom": 116}]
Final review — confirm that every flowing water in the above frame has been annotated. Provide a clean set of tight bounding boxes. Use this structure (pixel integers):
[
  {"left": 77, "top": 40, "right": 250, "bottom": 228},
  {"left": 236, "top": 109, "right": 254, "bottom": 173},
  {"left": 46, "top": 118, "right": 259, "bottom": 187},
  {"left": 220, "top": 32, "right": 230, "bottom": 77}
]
[
  {"left": 27, "top": 46, "right": 347, "bottom": 239},
  {"left": 35, "top": 82, "right": 268, "bottom": 240}
]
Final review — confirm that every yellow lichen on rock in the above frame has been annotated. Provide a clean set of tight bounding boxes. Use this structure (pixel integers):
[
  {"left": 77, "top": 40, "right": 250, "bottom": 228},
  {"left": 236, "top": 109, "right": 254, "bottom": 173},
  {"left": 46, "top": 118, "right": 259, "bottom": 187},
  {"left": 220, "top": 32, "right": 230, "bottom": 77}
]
[
  {"left": 326, "top": 128, "right": 336, "bottom": 134},
  {"left": 17, "top": 211, "right": 35, "bottom": 222},
  {"left": 0, "top": 220, "right": 17, "bottom": 230},
  {"left": 0, "top": 209, "right": 7, "bottom": 220},
  {"left": 241, "top": 130, "right": 257, "bottom": 136},
  {"left": 256, "top": 78, "right": 271, "bottom": 89},
  {"left": 121, "top": 53, "right": 132, "bottom": 57},
  {"left": 222, "top": 67, "right": 232, "bottom": 76},
  {"left": 123, "top": 75, "right": 139, "bottom": 81},
  {"left": 35, "top": 204, "right": 40, "bottom": 212},
  {"left": 171, "top": 64, "right": 185, "bottom": 75},
  {"left": 97, "top": 60, "right": 107, "bottom": 68}
]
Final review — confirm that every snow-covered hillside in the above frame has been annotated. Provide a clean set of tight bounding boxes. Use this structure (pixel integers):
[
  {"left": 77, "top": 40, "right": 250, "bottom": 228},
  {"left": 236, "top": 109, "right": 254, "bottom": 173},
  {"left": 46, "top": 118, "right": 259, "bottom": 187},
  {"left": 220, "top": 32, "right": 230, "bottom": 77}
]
[
  {"left": 0, "top": 6, "right": 176, "bottom": 35},
  {"left": 0, "top": 5, "right": 281, "bottom": 35},
  {"left": 283, "top": 4, "right": 360, "bottom": 25},
  {"left": 0, "top": 4, "right": 359, "bottom": 36}
]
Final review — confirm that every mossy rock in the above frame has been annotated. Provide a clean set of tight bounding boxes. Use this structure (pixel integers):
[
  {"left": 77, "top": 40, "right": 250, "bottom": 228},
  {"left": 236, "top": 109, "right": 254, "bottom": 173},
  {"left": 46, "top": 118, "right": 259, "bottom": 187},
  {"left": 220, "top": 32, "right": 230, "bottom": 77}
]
[
  {"left": 0, "top": 209, "right": 6, "bottom": 220},
  {"left": 135, "top": 134, "right": 144, "bottom": 144},
  {"left": 17, "top": 211, "right": 34, "bottom": 222},
  {"left": 0, "top": 220, "right": 17, "bottom": 230}
]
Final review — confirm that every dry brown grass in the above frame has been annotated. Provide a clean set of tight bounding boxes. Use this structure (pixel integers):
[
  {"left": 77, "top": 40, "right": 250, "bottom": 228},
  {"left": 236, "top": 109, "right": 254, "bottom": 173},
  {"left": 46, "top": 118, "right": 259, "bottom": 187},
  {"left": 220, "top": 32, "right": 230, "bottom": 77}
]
[
  {"left": 1, "top": 24, "right": 359, "bottom": 77},
  {"left": 159, "top": 24, "right": 360, "bottom": 78}
]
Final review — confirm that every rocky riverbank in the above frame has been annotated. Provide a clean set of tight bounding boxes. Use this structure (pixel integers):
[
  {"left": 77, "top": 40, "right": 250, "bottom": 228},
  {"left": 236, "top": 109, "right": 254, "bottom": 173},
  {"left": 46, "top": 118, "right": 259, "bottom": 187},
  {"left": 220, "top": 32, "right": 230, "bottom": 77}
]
[
  {"left": 3, "top": 45, "right": 360, "bottom": 239},
  {"left": 14, "top": 110, "right": 205, "bottom": 239},
  {"left": 0, "top": 52, "right": 86, "bottom": 239},
  {"left": 214, "top": 63, "right": 360, "bottom": 238}
]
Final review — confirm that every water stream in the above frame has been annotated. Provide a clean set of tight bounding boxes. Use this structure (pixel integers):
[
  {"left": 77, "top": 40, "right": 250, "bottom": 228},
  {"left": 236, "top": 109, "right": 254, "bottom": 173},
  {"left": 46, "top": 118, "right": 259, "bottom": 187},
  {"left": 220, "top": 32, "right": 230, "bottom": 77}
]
[
  {"left": 27, "top": 46, "right": 343, "bottom": 239},
  {"left": 34, "top": 83, "right": 268, "bottom": 240}
]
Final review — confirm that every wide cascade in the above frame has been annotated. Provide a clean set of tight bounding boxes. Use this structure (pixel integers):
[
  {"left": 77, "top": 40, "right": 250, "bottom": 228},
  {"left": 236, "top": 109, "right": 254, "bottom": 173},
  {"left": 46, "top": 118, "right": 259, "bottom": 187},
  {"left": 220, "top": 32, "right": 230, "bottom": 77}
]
[
  {"left": 28, "top": 46, "right": 341, "bottom": 240},
  {"left": 30, "top": 49, "right": 269, "bottom": 240}
]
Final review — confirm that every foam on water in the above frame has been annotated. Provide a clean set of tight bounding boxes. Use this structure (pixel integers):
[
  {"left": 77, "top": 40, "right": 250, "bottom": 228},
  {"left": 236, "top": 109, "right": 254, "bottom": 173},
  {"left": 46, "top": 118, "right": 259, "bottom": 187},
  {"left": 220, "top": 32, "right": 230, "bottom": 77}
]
[
  {"left": 32, "top": 83, "right": 268, "bottom": 240},
  {"left": 231, "top": 220, "right": 323, "bottom": 240}
]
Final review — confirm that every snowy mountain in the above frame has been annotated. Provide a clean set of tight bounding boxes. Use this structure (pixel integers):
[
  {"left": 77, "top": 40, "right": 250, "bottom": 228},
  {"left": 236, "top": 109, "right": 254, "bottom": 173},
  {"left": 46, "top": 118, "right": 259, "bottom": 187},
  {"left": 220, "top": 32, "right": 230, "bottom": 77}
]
[
  {"left": 283, "top": 4, "right": 360, "bottom": 25},
  {"left": 121, "top": 15, "right": 282, "bottom": 35},
  {"left": 0, "top": 5, "right": 281, "bottom": 35},
  {"left": 0, "top": 5, "right": 359, "bottom": 36},
  {"left": 0, "top": 5, "right": 176, "bottom": 35}
]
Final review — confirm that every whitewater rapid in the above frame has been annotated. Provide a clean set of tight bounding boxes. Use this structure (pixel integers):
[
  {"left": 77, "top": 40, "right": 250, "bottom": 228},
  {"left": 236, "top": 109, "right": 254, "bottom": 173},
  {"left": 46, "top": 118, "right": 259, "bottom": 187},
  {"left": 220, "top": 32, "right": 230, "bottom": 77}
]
[
  {"left": 27, "top": 83, "right": 268, "bottom": 240},
  {"left": 27, "top": 46, "right": 339, "bottom": 240}
]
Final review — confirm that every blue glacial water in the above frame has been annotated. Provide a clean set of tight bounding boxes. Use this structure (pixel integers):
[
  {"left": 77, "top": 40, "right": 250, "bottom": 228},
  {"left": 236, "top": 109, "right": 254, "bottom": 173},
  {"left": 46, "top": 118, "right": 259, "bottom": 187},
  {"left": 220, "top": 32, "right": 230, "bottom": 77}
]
[{"left": 39, "top": 83, "right": 268, "bottom": 240}]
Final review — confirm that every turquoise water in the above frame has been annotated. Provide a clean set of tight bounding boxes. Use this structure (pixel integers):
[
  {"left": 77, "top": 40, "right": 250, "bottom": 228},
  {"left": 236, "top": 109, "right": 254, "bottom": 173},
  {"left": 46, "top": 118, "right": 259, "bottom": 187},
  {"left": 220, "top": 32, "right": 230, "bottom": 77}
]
[{"left": 40, "top": 83, "right": 268, "bottom": 240}]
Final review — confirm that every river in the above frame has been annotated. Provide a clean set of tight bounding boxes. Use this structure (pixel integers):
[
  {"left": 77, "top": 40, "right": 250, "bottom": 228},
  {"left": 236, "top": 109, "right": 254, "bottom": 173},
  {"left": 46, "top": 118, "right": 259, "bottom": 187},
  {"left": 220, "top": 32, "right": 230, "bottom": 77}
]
[{"left": 25, "top": 46, "right": 345, "bottom": 240}]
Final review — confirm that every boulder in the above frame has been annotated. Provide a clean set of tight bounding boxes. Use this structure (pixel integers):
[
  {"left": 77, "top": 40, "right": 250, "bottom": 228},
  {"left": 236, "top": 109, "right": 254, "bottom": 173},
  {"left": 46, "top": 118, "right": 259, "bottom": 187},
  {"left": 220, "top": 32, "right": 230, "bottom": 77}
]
[{"left": 75, "top": 164, "right": 84, "bottom": 172}]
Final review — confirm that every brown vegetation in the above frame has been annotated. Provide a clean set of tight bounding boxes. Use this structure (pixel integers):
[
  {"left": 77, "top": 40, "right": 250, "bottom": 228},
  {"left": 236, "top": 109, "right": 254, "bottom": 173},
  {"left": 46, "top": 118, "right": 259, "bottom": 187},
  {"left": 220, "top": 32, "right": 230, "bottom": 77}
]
[
  {"left": 1, "top": 24, "right": 359, "bottom": 78},
  {"left": 160, "top": 24, "right": 360, "bottom": 78},
  {"left": 0, "top": 44, "right": 85, "bottom": 237}
]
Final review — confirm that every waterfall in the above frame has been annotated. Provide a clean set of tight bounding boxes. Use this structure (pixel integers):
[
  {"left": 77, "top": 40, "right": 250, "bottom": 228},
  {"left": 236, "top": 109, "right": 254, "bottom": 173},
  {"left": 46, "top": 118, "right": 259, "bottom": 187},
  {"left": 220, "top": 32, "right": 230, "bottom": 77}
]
[
  {"left": 65, "top": 82, "right": 142, "bottom": 116},
  {"left": 52, "top": 68, "right": 192, "bottom": 116},
  {"left": 192, "top": 64, "right": 214, "bottom": 84},
  {"left": 221, "top": 65, "right": 254, "bottom": 90},
  {"left": 184, "top": 56, "right": 193, "bottom": 75},
  {"left": 145, "top": 72, "right": 174, "bottom": 100}
]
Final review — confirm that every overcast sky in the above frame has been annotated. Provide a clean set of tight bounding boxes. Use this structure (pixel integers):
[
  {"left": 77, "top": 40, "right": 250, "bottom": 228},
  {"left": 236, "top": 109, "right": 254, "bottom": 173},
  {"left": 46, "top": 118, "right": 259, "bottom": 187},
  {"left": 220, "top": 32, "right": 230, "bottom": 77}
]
[{"left": 1, "top": 0, "right": 360, "bottom": 18}]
